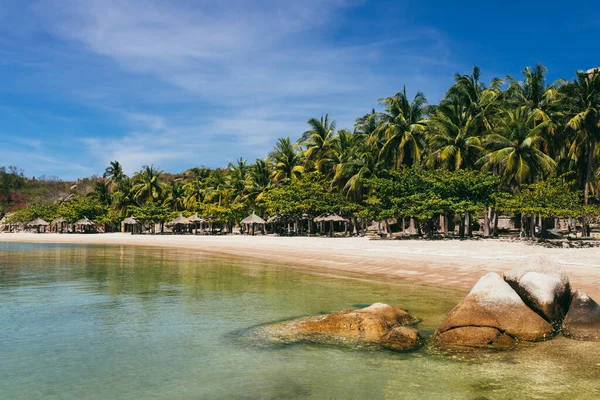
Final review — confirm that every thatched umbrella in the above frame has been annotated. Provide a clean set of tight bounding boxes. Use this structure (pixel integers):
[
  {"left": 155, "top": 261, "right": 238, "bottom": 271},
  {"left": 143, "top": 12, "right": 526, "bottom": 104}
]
[
  {"left": 319, "top": 214, "right": 348, "bottom": 237},
  {"left": 122, "top": 216, "right": 139, "bottom": 234},
  {"left": 74, "top": 217, "right": 95, "bottom": 233},
  {"left": 168, "top": 214, "right": 189, "bottom": 234},
  {"left": 52, "top": 217, "right": 67, "bottom": 233},
  {"left": 241, "top": 212, "right": 266, "bottom": 236},
  {"left": 186, "top": 213, "right": 205, "bottom": 234},
  {"left": 27, "top": 218, "right": 50, "bottom": 233}
]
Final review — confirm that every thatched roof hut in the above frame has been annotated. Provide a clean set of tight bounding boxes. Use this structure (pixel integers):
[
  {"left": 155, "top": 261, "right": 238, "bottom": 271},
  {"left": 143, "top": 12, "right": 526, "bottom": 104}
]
[
  {"left": 241, "top": 212, "right": 266, "bottom": 235},
  {"left": 75, "top": 217, "right": 95, "bottom": 226},
  {"left": 27, "top": 218, "right": 50, "bottom": 227},
  {"left": 241, "top": 213, "right": 266, "bottom": 225},
  {"left": 322, "top": 214, "right": 347, "bottom": 222},
  {"left": 168, "top": 215, "right": 188, "bottom": 226},
  {"left": 52, "top": 217, "right": 66, "bottom": 224},
  {"left": 122, "top": 216, "right": 138, "bottom": 225},
  {"left": 186, "top": 214, "right": 204, "bottom": 223}
]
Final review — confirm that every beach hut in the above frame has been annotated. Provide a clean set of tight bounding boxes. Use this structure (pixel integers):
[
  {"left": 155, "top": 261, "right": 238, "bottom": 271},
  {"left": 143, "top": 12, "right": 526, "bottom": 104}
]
[
  {"left": 51, "top": 217, "right": 67, "bottom": 233},
  {"left": 122, "top": 216, "right": 140, "bottom": 234},
  {"left": 317, "top": 214, "right": 348, "bottom": 236},
  {"left": 27, "top": 218, "right": 50, "bottom": 233},
  {"left": 74, "top": 217, "right": 95, "bottom": 233},
  {"left": 168, "top": 214, "right": 189, "bottom": 234},
  {"left": 186, "top": 214, "right": 205, "bottom": 235},
  {"left": 241, "top": 212, "right": 266, "bottom": 236}
]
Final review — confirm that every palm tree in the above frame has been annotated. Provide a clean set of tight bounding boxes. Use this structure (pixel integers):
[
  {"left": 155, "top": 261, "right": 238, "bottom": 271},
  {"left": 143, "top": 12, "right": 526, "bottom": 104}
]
[
  {"left": 90, "top": 180, "right": 112, "bottom": 206},
  {"left": 371, "top": 87, "right": 427, "bottom": 169},
  {"left": 269, "top": 137, "right": 304, "bottom": 183},
  {"left": 331, "top": 129, "right": 379, "bottom": 200},
  {"left": 103, "top": 161, "right": 125, "bottom": 183},
  {"left": 164, "top": 181, "right": 186, "bottom": 211},
  {"left": 300, "top": 114, "right": 337, "bottom": 173},
  {"left": 246, "top": 159, "right": 272, "bottom": 202},
  {"left": 506, "top": 64, "right": 565, "bottom": 156},
  {"left": 227, "top": 158, "right": 248, "bottom": 201},
  {"left": 112, "top": 177, "right": 133, "bottom": 214},
  {"left": 564, "top": 70, "right": 600, "bottom": 204},
  {"left": 184, "top": 168, "right": 210, "bottom": 209},
  {"left": 131, "top": 165, "right": 164, "bottom": 204},
  {"left": 426, "top": 100, "right": 484, "bottom": 170},
  {"left": 478, "top": 107, "right": 556, "bottom": 187}
]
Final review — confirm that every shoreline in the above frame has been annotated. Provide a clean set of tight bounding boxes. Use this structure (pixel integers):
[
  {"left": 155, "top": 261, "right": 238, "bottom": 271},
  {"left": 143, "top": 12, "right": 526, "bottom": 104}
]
[{"left": 2, "top": 233, "right": 600, "bottom": 298}]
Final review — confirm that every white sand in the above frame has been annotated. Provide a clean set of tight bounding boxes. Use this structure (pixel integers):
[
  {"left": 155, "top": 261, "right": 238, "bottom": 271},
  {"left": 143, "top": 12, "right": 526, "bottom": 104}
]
[{"left": 2, "top": 233, "right": 600, "bottom": 298}]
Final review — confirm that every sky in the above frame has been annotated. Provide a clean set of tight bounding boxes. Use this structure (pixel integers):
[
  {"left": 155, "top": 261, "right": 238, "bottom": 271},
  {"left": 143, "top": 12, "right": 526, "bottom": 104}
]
[{"left": 1, "top": 0, "right": 599, "bottom": 179}]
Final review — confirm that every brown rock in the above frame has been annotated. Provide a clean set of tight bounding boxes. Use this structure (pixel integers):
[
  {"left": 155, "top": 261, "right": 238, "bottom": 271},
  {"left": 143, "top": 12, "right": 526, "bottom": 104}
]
[
  {"left": 436, "top": 326, "right": 515, "bottom": 348},
  {"left": 504, "top": 259, "right": 571, "bottom": 325},
  {"left": 562, "top": 290, "right": 600, "bottom": 341},
  {"left": 265, "top": 303, "right": 421, "bottom": 350},
  {"left": 434, "top": 273, "right": 554, "bottom": 348}
]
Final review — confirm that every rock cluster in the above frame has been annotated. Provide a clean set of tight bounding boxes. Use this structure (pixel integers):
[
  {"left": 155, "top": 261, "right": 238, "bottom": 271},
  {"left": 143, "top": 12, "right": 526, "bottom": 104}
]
[
  {"left": 259, "top": 258, "right": 599, "bottom": 352},
  {"left": 434, "top": 258, "right": 600, "bottom": 348}
]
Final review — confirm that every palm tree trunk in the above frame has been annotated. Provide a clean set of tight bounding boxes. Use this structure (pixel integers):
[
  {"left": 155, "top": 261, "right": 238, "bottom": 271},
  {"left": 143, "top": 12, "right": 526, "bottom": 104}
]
[
  {"left": 483, "top": 207, "right": 490, "bottom": 237},
  {"left": 585, "top": 136, "right": 596, "bottom": 205},
  {"left": 384, "top": 219, "right": 391, "bottom": 238},
  {"left": 465, "top": 211, "right": 472, "bottom": 237}
]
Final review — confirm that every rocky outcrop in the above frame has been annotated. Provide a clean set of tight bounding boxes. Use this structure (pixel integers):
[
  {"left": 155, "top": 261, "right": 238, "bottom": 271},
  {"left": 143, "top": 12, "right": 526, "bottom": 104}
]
[
  {"left": 434, "top": 273, "right": 554, "bottom": 348},
  {"left": 261, "top": 303, "right": 422, "bottom": 350},
  {"left": 562, "top": 290, "right": 600, "bottom": 341},
  {"left": 504, "top": 259, "right": 571, "bottom": 326}
]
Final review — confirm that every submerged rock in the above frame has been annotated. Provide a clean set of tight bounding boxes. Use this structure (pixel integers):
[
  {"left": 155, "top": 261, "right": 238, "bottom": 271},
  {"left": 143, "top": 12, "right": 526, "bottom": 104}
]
[
  {"left": 562, "top": 290, "right": 600, "bottom": 341},
  {"left": 261, "top": 303, "right": 422, "bottom": 350},
  {"left": 434, "top": 273, "right": 554, "bottom": 348},
  {"left": 504, "top": 258, "right": 571, "bottom": 326}
]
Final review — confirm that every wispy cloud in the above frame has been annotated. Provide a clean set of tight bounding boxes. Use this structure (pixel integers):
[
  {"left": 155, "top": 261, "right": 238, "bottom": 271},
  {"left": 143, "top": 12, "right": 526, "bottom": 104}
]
[{"left": 0, "top": 0, "right": 460, "bottom": 178}]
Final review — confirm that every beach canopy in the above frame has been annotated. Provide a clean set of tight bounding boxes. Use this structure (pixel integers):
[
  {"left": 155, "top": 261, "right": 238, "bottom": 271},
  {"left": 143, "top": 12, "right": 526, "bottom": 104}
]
[
  {"left": 316, "top": 213, "right": 347, "bottom": 222},
  {"left": 168, "top": 215, "right": 188, "bottom": 226},
  {"left": 52, "top": 217, "right": 66, "bottom": 224},
  {"left": 27, "top": 218, "right": 50, "bottom": 227},
  {"left": 122, "top": 216, "right": 138, "bottom": 225},
  {"left": 241, "top": 213, "right": 266, "bottom": 225},
  {"left": 186, "top": 214, "right": 205, "bottom": 223},
  {"left": 75, "top": 217, "right": 95, "bottom": 226}
]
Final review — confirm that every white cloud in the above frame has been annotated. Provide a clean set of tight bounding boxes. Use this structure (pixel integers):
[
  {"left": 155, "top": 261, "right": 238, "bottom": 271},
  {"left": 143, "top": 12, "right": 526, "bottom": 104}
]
[{"left": 1, "top": 0, "right": 459, "bottom": 177}]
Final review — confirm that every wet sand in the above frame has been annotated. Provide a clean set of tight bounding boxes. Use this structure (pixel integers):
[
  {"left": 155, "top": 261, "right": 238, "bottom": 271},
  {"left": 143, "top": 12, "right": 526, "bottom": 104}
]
[{"left": 2, "top": 233, "right": 599, "bottom": 298}]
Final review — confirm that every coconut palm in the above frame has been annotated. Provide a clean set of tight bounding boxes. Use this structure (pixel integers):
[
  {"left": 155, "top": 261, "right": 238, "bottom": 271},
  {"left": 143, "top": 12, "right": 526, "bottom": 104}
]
[
  {"left": 245, "top": 159, "right": 272, "bottom": 202},
  {"left": 299, "top": 114, "right": 337, "bottom": 173},
  {"left": 227, "top": 158, "right": 248, "bottom": 200},
  {"left": 564, "top": 70, "right": 600, "bottom": 203},
  {"left": 184, "top": 168, "right": 210, "bottom": 209},
  {"left": 478, "top": 107, "right": 556, "bottom": 187},
  {"left": 103, "top": 161, "right": 125, "bottom": 183},
  {"left": 164, "top": 181, "right": 186, "bottom": 211},
  {"left": 90, "top": 180, "right": 112, "bottom": 206},
  {"left": 131, "top": 165, "right": 164, "bottom": 204},
  {"left": 269, "top": 137, "right": 304, "bottom": 183},
  {"left": 426, "top": 100, "right": 484, "bottom": 170},
  {"left": 371, "top": 87, "right": 427, "bottom": 169}
]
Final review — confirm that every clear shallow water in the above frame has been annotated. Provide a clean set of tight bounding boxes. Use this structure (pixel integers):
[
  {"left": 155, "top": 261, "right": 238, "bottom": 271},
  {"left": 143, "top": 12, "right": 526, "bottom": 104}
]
[{"left": 0, "top": 243, "right": 599, "bottom": 399}]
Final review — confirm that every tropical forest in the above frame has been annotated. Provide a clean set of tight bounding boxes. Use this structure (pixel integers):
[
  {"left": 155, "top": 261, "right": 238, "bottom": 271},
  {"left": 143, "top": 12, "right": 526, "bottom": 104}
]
[{"left": 2, "top": 65, "right": 600, "bottom": 239}]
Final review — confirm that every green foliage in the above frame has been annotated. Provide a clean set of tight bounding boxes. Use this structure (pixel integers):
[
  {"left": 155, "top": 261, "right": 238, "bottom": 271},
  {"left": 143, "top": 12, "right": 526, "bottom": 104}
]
[{"left": 57, "top": 197, "right": 107, "bottom": 223}]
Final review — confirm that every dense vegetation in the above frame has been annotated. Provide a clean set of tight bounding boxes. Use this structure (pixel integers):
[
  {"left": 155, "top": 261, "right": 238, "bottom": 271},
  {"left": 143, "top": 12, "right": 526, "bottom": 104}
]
[{"left": 2, "top": 65, "right": 600, "bottom": 238}]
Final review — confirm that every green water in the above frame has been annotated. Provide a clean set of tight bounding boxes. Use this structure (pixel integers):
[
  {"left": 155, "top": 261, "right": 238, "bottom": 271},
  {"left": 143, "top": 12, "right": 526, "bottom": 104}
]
[{"left": 0, "top": 243, "right": 599, "bottom": 399}]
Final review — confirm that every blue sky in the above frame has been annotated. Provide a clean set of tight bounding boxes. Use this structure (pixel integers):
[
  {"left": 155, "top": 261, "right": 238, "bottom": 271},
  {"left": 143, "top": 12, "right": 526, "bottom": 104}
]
[{"left": 1, "top": 0, "right": 599, "bottom": 179}]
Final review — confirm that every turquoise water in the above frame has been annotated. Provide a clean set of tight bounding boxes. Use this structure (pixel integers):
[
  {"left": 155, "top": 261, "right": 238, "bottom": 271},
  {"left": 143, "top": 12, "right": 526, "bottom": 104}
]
[{"left": 1, "top": 242, "right": 599, "bottom": 399}]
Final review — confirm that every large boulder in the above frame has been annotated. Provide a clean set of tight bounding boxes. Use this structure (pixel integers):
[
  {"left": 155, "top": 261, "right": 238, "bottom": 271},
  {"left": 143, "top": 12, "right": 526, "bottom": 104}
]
[
  {"left": 434, "top": 273, "right": 554, "bottom": 348},
  {"left": 504, "top": 258, "right": 571, "bottom": 326},
  {"left": 261, "top": 303, "right": 422, "bottom": 350},
  {"left": 562, "top": 290, "right": 600, "bottom": 341}
]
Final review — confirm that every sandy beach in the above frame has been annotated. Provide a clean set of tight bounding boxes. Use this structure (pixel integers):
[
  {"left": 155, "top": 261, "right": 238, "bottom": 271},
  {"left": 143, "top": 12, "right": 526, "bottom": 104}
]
[{"left": 2, "top": 233, "right": 600, "bottom": 298}]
